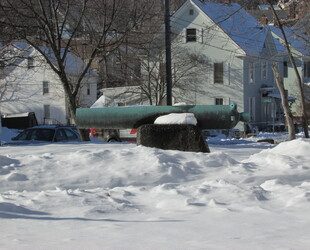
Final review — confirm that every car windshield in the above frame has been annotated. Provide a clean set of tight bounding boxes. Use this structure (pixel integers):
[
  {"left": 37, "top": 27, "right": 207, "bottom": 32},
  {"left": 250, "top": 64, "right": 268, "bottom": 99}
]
[{"left": 15, "top": 128, "right": 55, "bottom": 141}]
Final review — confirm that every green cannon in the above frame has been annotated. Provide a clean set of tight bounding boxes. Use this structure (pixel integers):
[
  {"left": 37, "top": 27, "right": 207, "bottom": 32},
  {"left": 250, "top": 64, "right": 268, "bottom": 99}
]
[{"left": 76, "top": 103, "right": 248, "bottom": 130}]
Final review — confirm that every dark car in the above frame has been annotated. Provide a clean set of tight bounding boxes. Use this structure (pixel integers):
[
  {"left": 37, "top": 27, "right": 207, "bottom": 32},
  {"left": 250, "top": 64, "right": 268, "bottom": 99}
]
[{"left": 7, "top": 125, "right": 81, "bottom": 145}]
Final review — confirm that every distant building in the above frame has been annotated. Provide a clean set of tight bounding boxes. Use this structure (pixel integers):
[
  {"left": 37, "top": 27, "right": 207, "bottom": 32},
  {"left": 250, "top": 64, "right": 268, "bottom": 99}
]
[
  {"left": 0, "top": 43, "right": 98, "bottom": 125},
  {"left": 167, "top": 0, "right": 286, "bottom": 131}
]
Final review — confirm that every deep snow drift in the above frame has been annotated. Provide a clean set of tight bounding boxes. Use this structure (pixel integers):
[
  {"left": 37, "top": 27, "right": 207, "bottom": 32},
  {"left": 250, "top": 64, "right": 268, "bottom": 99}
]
[{"left": 0, "top": 128, "right": 310, "bottom": 250}]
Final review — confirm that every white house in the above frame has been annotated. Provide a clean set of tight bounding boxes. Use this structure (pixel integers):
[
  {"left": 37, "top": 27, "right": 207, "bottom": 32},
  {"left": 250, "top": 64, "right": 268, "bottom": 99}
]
[
  {"left": 169, "top": 0, "right": 286, "bottom": 131},
  {"left": 0, "top": 42, "right": 98, "bottom": 126}
]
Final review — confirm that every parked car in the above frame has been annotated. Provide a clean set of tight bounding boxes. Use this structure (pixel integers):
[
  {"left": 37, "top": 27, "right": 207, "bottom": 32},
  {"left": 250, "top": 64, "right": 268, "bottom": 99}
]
[
  {"left": 6, "top": 125, "right": 81, "bottom": 145},
  {"left": 90, "top": 128, "right": 137, "bottom": 142}
]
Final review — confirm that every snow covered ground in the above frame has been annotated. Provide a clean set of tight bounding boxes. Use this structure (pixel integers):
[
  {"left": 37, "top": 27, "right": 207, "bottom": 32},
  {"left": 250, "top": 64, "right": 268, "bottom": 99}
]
[{"left": 0, "top": 127, "right": 310, "bottom": 250}]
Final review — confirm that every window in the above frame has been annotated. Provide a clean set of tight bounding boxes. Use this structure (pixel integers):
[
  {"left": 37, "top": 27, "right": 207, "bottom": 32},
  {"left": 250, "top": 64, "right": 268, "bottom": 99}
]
[
  {"left": 28, "top": 57, "right": 34, "bottom": 69},
  {"left": 43, "top": 81, "right": 49, "bottom": 95},
  {"left": 249, "top": 97, "right": 256, "bottom": 121},
  {"left": 189, "top": 9, "right": 194, "bottom": 15},
  {"left": 186, "top": 29, "right": 196, "bottom": 42},
  {"left": 283, "top": 61, "right": 288, "bottom": 78},
  {"left": 304, "top": 62, "right": 310, "bottom": 78},
  {"left": 214, "top": 63, "right": 224, "bottom": 84},
  {"left": 262, "top": 61, "right": 267, "bottom": 80},
  {"left": 64, "top": 129, "right": 78, "bottom": 140},
  {"left": 55, "top": 129, "right": 67, "bottom": 142},
  {"left": 87, "top": 84, "right": 90, "bottom": 95},
  {"left": 215, "top": 98, "right": 224, "bottom": 105},
  {"left": 44, "top": 105, "right": 50, "bottom": 119},
  {"left": 249, "top": 62, "right": 254, "bottom": 83}
]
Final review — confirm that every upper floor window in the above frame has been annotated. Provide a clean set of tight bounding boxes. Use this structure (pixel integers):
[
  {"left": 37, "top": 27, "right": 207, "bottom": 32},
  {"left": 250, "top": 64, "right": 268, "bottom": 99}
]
[
  {"left": 28, "top": 57, "right": 34, "bottom": 69},
  {"left": 215, "top": 98, "right": 224, "bottom": 105},
  {"left": 304, "top": 61, "right": 310, "bottom": 78},
  {"left": 262, "top": 61, "right": 267, "bottom": 80},
  {"left": 214, "top": 62, "right": 224, "bottom": 84},
  {"left": 249, "top": 62, "right": 254, "bottom": 84},
  {"left": 43, "top": 81, "right": 49, "bottom": 95},
  {"left": 283, "top": 61, "right": 288, "bottom": 78},
  {"left": 189, "top": 9, "right": 194, "bottom": 15},
  {"left": 186, "top": 28, "right": 196, "bottom": 42}
]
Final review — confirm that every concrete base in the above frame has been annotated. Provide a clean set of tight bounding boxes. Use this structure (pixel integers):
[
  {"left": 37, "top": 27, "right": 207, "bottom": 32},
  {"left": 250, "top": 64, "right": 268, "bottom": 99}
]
[{"left": 136, "top": 124, "right": 210, "bottom": 153}]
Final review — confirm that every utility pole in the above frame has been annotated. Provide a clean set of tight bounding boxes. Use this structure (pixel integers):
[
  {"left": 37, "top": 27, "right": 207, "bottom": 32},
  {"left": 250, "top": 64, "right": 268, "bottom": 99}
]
[{"left": 165, "top": 0, "right": 172, "bottom": 105}]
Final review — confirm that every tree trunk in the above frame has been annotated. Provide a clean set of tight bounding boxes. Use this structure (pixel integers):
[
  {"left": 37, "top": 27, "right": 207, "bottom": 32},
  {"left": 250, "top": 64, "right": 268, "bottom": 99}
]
[
  {"left": 272, "top": 63, "right": 296, "bottom": 140},
  {"left": 67, "top": 91, "right": 90, "bottom": 142},
  {"left": 268, "top": 0, "right": 309, "bottom": 138}
]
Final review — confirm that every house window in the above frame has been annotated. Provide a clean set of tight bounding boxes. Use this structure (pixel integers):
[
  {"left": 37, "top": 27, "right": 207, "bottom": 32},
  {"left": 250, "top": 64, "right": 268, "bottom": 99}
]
[
  {"left": 249, "top": 97, "right": 256, "bottom": 121},
  {"left": 189, "top": 9, "right": 194, "bottom": 15},
  {"left": 214, "top": 63, "right": 224, "bottom": 84},
  {"left": 262, "top": 61, "right": 267, "bottom": 80},
  {"left": 215, "top": 98, "right": 224, "bottom": 105},
  {"left": 304, "top": 61, "right": 310, "bottom": 78},
  {"left": 249, "top": 62, "right": 254, "bottom": 84},
  {"left": 28, "top": 57, "right": 34, "bottom": 69},
  {"left": 43, "top": 81, "right": 49, "bottom": 95},
  {"left": 186, "top": 29, "right": 196, "bottom": 42},
  {"left": 87, "top": 84, "right": 90, "bottom": 95},
  {"left": 44, "top": 105, "right": 50, "bottom": 119},
  {"left": 283, "top": 61, "right": 288, "bottom": 78}
]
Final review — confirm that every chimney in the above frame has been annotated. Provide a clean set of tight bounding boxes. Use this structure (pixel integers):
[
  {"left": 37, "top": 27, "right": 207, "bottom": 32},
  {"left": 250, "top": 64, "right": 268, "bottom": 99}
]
[{"left": 260, "top": 14, "right": 269, "bottom": 25}]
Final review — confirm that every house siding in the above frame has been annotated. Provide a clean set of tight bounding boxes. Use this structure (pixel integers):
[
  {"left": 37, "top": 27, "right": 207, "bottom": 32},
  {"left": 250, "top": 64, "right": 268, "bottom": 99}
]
[{"left": 0, "top": 44, "right": 97, "bottom": 125}]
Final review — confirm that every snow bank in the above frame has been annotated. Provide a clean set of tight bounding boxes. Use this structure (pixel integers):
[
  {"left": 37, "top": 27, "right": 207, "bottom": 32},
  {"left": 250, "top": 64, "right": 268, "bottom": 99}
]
[
  {"left": 0, "top": 127, "right": 18, "bottom": 144},
  {"left": 1, "top": 127, "right": 310, "bottom": 249}
]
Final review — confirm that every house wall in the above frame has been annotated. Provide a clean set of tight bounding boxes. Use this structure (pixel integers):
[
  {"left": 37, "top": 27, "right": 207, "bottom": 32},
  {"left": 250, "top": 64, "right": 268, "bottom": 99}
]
[
  {"left": 171, "top": 1, "right": 245, "bottom": 109},
  {"left": 170, "top": 1, "right": 279, "bottom": 130},
  {"left": 0, "top": 47, "right": 97, "bottom": 125}
]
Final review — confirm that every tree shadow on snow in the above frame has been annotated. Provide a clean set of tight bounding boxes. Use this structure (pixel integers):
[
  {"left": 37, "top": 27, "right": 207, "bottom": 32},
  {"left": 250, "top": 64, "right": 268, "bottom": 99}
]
[{"left": 0, "top": 202, "right": 183, "bottom": 223}]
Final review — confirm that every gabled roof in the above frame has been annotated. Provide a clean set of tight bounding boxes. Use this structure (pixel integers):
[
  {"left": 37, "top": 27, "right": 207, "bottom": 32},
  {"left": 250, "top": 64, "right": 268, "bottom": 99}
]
[
  {"left": 189, "top": 0, "right": 270, "bottom": 55},
  {"left": 270, "top": 26, "right": 310, "bottom": 56}
]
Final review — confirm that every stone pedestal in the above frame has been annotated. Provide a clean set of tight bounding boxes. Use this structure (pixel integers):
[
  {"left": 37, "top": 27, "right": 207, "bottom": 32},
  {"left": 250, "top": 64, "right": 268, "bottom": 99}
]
[{"left": 136, "top": 124, "right": 210, "bottom": 153}]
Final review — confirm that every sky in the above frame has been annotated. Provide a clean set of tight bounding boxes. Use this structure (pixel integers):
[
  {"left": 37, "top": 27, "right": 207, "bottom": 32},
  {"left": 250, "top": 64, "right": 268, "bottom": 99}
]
[{"left": 0, "top": 126, "right": 310, "bottom": 249}]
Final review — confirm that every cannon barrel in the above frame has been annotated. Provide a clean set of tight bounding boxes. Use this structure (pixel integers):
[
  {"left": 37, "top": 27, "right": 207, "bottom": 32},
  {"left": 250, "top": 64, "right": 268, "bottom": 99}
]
[{"left": 76, "top": 104, "right": 248, "bottom": 130}]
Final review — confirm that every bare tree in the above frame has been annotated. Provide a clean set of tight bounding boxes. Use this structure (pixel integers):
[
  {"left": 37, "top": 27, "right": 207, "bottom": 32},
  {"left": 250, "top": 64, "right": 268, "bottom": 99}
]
[
  {"left": 267, "top": 0, "right": 309, "bottom": 138},
  {"left": 272, "top": 63, "right": 296, "bottom": 140},
  {"left": 0, "top": 0, "right": 154, "bottom": 140}
]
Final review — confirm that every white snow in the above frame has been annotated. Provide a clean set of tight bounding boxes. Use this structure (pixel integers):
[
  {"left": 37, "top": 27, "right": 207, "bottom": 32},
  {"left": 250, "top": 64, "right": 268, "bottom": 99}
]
[
  {"left": 0, "top": 127, "right": 310, "bottom": 250},
  {"left": 154, "top": 113, "right": 197, "bottom": 125},
  {"left": 90, "top": 95, "right": 106, "bottom": 108}
]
